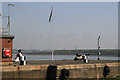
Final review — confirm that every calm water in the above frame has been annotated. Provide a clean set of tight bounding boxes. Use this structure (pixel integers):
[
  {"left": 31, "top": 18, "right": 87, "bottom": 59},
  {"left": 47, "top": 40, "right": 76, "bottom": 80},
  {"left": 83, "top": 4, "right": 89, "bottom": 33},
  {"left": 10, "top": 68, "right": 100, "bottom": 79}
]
[{"left": 12, "top": 54, "right": 119, "bottom": 61}]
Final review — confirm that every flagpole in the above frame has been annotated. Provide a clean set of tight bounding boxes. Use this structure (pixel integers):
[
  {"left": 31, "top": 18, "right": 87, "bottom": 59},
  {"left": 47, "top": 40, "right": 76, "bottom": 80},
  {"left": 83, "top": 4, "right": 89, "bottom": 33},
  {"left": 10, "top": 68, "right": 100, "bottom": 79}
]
[
  {"left": 51, "top": 19, "right": 54, "bottom": 60},
  {"left": 49, "top": 6, "right": 54, "bottom": 60},
  {"left": 51, "top": 7, "right": 54, "bottom": 60}
]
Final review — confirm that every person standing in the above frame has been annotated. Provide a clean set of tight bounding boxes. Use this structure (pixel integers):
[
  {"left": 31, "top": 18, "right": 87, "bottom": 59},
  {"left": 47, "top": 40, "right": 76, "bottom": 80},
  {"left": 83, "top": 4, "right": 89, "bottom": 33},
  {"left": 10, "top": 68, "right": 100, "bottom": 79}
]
[
  {"left": 15, "top": 49, "right": 23, "bottom": 62},
  {"left": 15, "top": 49, "right": 26, "bottom": 65},
  {"left": 82, "top": 54, "right": 88, "bottom": 63}
]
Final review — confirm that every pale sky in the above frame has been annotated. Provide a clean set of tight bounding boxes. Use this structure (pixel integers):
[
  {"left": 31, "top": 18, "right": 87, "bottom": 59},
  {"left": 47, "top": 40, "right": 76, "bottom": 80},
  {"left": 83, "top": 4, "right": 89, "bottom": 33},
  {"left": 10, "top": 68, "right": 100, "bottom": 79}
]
[{"left": 2, "top": 2, "right": 118, "bottom": 50}]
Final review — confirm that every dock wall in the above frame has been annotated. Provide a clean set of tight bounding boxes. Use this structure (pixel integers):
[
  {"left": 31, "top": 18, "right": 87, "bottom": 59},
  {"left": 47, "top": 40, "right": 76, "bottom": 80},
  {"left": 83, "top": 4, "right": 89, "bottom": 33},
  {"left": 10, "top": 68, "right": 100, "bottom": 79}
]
[{"left": 2, "top": 62, "right": 120, "bottom": 79}]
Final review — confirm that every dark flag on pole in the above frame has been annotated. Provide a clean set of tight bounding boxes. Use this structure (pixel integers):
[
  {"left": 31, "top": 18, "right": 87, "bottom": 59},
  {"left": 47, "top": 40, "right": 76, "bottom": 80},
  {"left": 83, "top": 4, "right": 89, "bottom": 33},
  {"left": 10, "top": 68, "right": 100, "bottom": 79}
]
[
  {"left": 8, "top": 4, "right": 15, "bottom": 6},
  {"left": 49, "top": 7, "right": 53, "bottom": 22}
]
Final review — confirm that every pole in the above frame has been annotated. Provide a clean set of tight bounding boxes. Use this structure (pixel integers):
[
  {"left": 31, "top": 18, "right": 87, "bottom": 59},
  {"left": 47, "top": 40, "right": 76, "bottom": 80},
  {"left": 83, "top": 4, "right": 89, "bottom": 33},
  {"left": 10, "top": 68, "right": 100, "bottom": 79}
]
[
  {"left": 51, "top": 7, "right": 54, "bottom": 60},
  {"left": 8, "top": 4, "right": 10, "bottom": 35},
  {"left": 8, "top": 16, "right": 10, "bottom": 35},
  {"left": 97, "top": 36, "right": 100, "bottom": 60},
  {"left": 8, "top": 3, "right": 15, "bottom": 35}
]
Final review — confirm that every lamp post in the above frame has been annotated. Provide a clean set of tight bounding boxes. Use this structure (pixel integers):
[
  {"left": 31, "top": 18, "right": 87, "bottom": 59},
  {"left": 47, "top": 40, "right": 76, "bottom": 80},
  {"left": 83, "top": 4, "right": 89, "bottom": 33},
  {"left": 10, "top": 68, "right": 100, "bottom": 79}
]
[
  {"left": 97, "top": 36, "right": 101, "bottom": 60},
  {"left": 8, "top": 3, "right": 15, "bottom": 35}
]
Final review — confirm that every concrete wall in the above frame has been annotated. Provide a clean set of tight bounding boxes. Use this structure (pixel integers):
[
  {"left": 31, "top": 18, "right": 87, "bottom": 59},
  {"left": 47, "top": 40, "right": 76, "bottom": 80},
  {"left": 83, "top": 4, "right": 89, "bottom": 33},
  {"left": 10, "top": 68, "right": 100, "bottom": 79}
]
[{"left": 2, "top": 62, "right": 120, "bottom": 79}]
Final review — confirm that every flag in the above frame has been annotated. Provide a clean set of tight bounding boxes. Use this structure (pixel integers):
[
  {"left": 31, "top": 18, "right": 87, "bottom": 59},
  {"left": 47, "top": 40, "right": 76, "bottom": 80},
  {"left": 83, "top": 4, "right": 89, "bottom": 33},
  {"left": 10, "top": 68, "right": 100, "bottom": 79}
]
[
  {"left": 98, "top": 36, "right": 100, "bottom": 39},
  {"left": 8, "top": 4, "right": 15, "bottom": 6},
  {"left": 49, "top": 7, "right": 53, "bottom": 22}
]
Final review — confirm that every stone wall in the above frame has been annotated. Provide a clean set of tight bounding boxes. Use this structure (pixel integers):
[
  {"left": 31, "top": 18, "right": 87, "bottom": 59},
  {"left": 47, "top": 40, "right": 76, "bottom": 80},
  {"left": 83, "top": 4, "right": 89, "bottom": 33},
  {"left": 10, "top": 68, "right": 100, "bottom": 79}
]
[{"left": 2, "top": 62, "right": 120, "bottom": 79}]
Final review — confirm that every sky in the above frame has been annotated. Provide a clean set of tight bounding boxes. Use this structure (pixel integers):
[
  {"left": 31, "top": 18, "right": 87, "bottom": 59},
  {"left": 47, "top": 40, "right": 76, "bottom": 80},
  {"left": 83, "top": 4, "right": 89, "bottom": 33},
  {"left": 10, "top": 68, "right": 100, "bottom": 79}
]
[{"left": 2, "top": 2, "right": 118, "bottom": 50}]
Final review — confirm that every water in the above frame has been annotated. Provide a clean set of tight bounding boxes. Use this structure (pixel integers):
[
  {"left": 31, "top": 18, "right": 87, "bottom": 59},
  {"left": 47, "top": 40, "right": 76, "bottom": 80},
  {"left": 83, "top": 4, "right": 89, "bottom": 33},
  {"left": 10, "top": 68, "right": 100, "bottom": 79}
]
[{"left": 12, "top": 54, "right": 119, "bottom": 61}]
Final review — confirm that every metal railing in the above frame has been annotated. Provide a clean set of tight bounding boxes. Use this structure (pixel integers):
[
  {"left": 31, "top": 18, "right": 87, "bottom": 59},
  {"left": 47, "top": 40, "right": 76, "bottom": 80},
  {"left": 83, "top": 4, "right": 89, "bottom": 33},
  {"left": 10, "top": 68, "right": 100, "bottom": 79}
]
[{"left": 0, "top": 27, "right": 10, "bottom": 35}]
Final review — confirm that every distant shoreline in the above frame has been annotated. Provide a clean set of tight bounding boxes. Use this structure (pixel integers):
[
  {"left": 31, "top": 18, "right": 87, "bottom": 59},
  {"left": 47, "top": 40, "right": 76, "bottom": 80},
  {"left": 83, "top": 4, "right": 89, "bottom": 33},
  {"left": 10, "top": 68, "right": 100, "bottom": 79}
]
[
  {"left": 13, "top": 53, "right": 119, "bottom": 57},
  {"left": 13, "top": 49, "right": 119, "bottom": 57}
]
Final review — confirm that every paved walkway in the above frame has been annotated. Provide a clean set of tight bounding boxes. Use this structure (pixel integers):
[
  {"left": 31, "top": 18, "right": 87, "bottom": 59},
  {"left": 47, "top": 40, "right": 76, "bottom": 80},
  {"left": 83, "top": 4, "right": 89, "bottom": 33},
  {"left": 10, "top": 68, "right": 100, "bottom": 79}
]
[
  {"left": 1, "top": 60, "right": 119, "bottom": 66},
  {"left": 26, "top": 60, "right": 119, "bottom": 65}
]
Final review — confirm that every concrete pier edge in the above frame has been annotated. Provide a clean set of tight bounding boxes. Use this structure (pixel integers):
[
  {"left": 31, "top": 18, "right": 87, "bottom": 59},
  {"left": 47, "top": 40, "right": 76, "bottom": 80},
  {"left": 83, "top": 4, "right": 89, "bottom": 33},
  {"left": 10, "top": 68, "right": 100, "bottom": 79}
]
[{"left": 1, "top": 62, "right": 119, "bottom": 72}]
